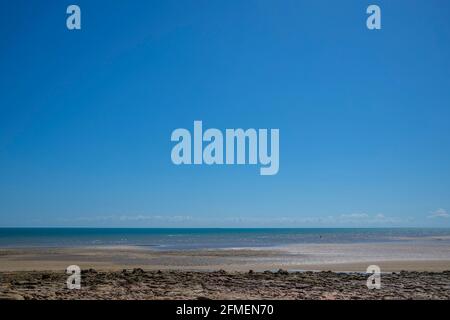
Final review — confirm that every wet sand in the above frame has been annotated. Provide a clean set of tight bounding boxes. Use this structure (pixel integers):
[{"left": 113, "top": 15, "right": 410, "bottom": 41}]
[
  {"left": 0, "top": 245, "right": 450, "bottom": 272},
  {"left": 1, "top": 243, "right": 450, "bottom": 272}
]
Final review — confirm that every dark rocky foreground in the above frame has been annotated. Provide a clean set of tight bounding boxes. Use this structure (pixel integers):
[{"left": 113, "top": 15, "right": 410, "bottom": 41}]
[{"left": 1, "top": 269, "right": 449, "bottom": 300}]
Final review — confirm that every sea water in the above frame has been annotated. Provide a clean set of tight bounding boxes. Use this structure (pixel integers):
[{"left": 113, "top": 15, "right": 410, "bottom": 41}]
[{"left": 0, "top": 228, "right": 449, "bottom": 250}]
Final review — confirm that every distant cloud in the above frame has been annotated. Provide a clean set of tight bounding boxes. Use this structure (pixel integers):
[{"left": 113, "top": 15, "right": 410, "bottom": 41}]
[
  {"left": 212, "top": 213, "right": 407, "bottom": 226},
  {"left": 428, "top": 208, "right": 449, "bottom": 219},
  {"left": 339, "top": 213, "right": 370, "bottom": 219},
  {"left": 54, "top": 212, "right": 411, "bottom": 227},
  {"left": 116, "top": 215, "right": 193, "bottom": 222},
  {"left": 337, "top": 212, "right": 404, "bottom": 225},
  {"left": 59, "top": 214, "right": 193, "bottom": 224}
]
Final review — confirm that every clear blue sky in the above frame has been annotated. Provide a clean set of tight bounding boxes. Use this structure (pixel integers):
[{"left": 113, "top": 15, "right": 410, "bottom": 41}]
[{"left": 1, "top": 0, "right": 449, "bottom": 227}]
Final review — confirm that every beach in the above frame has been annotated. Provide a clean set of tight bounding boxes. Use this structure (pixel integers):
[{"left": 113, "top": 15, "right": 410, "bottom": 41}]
[
  {"left": 1, "top": 245, "right": 450, "bottom": 300},
  {"left": 1, "top": 229, "right": 450, "bottom": 299}
]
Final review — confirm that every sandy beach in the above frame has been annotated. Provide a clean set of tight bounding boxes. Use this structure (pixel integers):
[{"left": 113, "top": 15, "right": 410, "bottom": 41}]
[{"left": 0, "top": 244, "right": 449, "bottom": 300}]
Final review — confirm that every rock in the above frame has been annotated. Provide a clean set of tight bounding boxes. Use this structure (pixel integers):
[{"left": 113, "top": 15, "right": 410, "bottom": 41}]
[
  {"left": 132, "top": 268, "right": 144, "bottom": 274},
  {"left": 0, "top": 293, "right": 25, "bottom": 300},
  {"left": 277, "top": 269, "right": 289, "bottom": 275},
  {"left": 1, "top": 269, "right": 449, "bottom": 300},
  {"left": 13, "top": 280, "right": 37, "bottom": 286},
  {"left": 82, "top": 268, "right": 97, "bottom": 275}
]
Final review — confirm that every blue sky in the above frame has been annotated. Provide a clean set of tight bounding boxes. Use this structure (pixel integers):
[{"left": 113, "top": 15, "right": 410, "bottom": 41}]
[{"left": 0, "top": 0, "right": 449, "bottom": 227}]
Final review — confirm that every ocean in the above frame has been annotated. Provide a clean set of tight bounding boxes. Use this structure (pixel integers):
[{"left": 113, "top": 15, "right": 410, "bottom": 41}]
[{"left": 1, "top": 228, "right": 449, "bottom": 250}]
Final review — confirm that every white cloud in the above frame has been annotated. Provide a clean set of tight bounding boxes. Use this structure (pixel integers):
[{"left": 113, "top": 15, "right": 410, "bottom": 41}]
[
  {"left": 214, "top": 213, "right": 407, "bottom": 226},
  {"left": 336, "top": 212, "right": 407, "bottom": 225},
  {"left": 59, "top": 214, "right": 193, "bottom": 223},
  {"left": 428, "top": 208, "right": 449, "bottom": 219},
  {"left": 339, "top": 213, "right": 370, "bottom": 219},
  {"left": 55, "top": 212, "right": 411, "bottom": 227}
]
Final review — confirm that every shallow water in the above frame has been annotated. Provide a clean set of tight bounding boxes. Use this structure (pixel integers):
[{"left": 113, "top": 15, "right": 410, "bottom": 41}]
[{"left": 1, "top": 228, "right": 449, "bottom": 250}]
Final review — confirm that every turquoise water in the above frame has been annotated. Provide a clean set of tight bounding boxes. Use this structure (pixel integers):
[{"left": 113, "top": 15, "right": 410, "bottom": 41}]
[{"left": 0, "top": 228, "right": 449, "bottom": 249}]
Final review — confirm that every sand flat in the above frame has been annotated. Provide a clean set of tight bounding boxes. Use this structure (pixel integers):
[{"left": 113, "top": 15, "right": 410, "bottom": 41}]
[{"left": 1, "top": 245, "right": 450, "bottom": 272}]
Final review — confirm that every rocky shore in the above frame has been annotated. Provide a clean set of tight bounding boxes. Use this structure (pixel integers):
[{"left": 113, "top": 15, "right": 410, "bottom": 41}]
[{"left": 1, "top": 269, "right": 449, "bottom": 300}]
